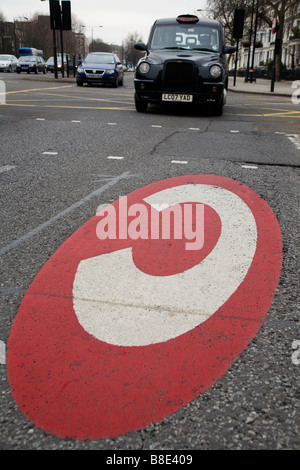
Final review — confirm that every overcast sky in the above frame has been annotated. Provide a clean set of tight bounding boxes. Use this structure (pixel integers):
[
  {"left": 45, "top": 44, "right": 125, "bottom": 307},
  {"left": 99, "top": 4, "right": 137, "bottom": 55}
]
[{"left": 1, "top": 0, "right": 208, "bottom": 45}]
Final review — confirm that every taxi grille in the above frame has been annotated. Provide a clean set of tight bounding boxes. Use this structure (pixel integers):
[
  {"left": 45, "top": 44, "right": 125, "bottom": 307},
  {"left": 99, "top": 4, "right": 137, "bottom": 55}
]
[{"left": 162, "top": 61, "right": 194, "bottom": 91}]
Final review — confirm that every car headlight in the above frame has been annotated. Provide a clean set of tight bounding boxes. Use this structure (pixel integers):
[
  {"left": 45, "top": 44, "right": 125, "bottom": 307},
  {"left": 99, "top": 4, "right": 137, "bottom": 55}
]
[
  {"left": 77, "top": 67, "right": 85, "bottom": 73},
  {"left": 105, "top": 69, "right": 115, "bottom": 75},
  {"left": 210, "top": 65, "right": 222, "bottom": 78},
  {"left": 138, "top": 62, "right": 150, "bottom": 74}
]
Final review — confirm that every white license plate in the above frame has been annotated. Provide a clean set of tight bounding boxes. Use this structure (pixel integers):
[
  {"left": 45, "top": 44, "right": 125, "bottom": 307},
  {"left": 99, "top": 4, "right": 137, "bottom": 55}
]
[{"left": 162, "top": 93, "right": 193, "bottom": 102}]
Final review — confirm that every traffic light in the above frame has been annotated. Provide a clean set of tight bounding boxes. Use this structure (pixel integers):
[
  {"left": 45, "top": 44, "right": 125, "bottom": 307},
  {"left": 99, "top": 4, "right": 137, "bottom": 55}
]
[
  {"left": 50, "top": 0, "right": 72, "bottom": 30},
  {"left": 62, "top": 1, "right": 72, "bottom": 30},
  {"left": 232, "top": 9, "right": 245, "bottom": 39},
  {"left": 50, "top": 0, "right": 61, "bottom": 30}
]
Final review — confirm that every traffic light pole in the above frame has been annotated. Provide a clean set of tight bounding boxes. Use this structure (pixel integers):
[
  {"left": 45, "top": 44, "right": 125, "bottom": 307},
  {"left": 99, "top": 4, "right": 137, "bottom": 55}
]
[
  {"left": 271, "top": 18, "right": 280, "bottom": 92},
  {"left": 45, "top": 0, "right": 71, "bottom": 78}
]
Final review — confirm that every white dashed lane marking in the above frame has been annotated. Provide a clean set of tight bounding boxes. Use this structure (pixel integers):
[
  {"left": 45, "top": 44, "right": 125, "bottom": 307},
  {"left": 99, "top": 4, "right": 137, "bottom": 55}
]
[
  {"left": 241, "top": 165, "right": 258, "bottom": 170},
  {"left": 286, "top": 134, "right": 300, "bottom": 151},
  {"left": 0, "top": 341, "right": 6, "bottom": 365},
  {"left": 0, "top": 165, "right": 16, "bottom": 173}
]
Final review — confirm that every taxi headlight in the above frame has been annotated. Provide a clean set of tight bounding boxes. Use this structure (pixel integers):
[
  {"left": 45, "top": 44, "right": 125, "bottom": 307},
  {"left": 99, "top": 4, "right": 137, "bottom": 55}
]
[
  {"left": 210, "top": 65, "right": 222, "bottom": 78},
  {"left": 138, "top": 62, "right": 150, "bottom": 74}
]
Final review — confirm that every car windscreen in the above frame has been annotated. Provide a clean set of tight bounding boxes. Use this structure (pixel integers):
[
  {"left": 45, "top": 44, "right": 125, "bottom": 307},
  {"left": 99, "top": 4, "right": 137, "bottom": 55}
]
[
  {"left": 150, "top": 24, "right": 220, "bottom": 52},
  {"left": 19, "top": 56, "right": 38, "bottom": 62},
  {"left": 0, "top": 55, "right": 11, "bottom": 60},
  {"left": 84, "top": 54, "right": 115, "bottom": 64}
]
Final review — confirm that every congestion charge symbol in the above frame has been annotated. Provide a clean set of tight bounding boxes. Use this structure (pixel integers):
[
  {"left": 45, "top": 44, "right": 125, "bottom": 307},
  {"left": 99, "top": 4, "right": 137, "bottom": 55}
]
[{"left": 6, "top": 175, "right": 282, "bottom": 440}]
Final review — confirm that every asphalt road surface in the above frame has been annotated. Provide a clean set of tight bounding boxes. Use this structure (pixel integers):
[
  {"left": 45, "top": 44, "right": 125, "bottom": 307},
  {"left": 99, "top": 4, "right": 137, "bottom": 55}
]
[{"left": 0, "top": 72, "right": 299, "bottom": 452}]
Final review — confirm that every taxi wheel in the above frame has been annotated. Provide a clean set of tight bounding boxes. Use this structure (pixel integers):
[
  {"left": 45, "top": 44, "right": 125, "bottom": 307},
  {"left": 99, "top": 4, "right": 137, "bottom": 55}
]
[
  {"left": 135, "top": 93, "right": 148, "bottom": 112},
  {"left": 213, "top": 102, "right": 223, "bottom": 116}
]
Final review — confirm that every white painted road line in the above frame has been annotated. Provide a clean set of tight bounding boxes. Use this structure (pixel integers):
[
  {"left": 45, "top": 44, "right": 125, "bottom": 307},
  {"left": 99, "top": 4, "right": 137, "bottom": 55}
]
[
  {"left": 107, "top": 156, "right": 124, "bottom": 160},
  {"left": 0, "top": 165, "right": 16, "bottom": 173},
  {"left": 0, "top": 340, "right": 5, "bottom": 365},
  {"left": 241, "top": 165, "right": 258, "bottom": 169},
  {"left": 42, "top": 152, "right": 58, "bottom": 155},
  {"left": 0, "top": 171, "right": 131, "bottom": 256},
  {"left": 286, "top": 134, "right": 300, "bottom": 151},
  {"left": 171, "top": 160, "right": 188, "bottom": 164}
]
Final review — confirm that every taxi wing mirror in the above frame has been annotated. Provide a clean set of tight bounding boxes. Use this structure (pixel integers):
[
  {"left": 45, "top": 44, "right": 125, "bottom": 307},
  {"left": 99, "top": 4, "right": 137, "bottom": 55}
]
[
  {"left": 224, "top": 46, "right": 236, "bottom": 54},
  {"left": 134, "top": 42, "right": 147, "bottom": 51}
]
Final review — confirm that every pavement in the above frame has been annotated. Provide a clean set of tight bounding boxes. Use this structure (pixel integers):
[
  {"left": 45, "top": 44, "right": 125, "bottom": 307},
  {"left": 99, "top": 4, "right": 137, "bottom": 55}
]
[
  {"left": 228, "top": 75, "right": 295, "bottom": 97},
  {"left": 18, "top": 72, "right": 295, "bottom": 97}
]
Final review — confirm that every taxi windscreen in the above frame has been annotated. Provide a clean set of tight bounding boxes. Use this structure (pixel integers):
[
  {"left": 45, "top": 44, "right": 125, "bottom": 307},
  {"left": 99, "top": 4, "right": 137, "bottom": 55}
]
[{"left": 150, "top": 25, "right": 220, "bottom": 52}]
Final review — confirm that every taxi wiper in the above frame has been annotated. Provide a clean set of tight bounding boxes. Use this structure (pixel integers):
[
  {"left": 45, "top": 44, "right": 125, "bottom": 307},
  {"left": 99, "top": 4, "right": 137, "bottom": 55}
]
[
  {"left": 162, "top": 46, "right": 189, "bottom": 50},
  {"left": 191, "top": 48, "right": 215, "bottom": 52}
]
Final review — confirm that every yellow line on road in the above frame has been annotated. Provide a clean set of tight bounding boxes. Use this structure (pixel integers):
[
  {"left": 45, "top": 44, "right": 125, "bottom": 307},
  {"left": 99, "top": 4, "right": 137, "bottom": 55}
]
[
  {"left": 3, "top": 85, "right": 74, "bottom": 95},
  {"left": 234, "top": 111, "right": 300, "bottom": 117},
  {"left": 261, "top": 110, "right": 300, "bottom": 117},
  {"left": 1, "top": 102, "right": 135, "bottom": 111}
]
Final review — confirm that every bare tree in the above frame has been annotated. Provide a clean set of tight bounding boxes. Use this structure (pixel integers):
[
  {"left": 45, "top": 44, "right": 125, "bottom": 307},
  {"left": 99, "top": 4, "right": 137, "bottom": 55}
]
[
  {"left": 122, "top": 31, "right": 144, "bottom": 67},
  {"left": 207, "top": 0, "right": 299, "bottom": 80}
]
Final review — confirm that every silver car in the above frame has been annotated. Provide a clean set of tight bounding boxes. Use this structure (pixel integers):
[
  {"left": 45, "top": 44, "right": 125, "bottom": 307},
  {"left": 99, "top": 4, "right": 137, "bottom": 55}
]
[{"left": 0, "top": 54, "right": 18, "bottom": 72}]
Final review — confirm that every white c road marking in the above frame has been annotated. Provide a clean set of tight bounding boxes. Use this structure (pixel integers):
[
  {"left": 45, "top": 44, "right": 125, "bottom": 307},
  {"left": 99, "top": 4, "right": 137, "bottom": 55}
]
[{"left": 73, "top": 185, "right": 257, "bottom": 346}]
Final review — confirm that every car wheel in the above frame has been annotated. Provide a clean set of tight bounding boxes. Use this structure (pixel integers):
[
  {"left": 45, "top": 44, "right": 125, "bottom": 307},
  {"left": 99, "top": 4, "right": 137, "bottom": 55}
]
[
  {"left": 17, "top": 70, "right": 20, "bottom": 74},
  {"left": 43, "top": 69, "right": 46, "bottom": 74},
  {"left": 118, "top": 76, "right": 124, "bottom": 86},
  {"left": 8, "top": 65, "right": 12, "bottom": 73},
  {"left": 35, "top": 68, "right": 38, "bottom": 74},
  {"left": 135, "top": 93, "right": 148, "bottom": 112},
  {"left": 76, "top": 81, "right": 83, "bottom": 86}
]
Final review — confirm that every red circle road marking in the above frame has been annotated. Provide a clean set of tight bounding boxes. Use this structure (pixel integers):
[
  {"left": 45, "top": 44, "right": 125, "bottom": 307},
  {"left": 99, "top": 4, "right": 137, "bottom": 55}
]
[{"left": 7, "top": 175, "right": 282, "bottom": 440}]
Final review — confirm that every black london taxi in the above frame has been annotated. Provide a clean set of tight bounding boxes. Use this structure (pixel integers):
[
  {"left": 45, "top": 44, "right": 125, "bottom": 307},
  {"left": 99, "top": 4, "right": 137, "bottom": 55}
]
[{"left": 134, "top": 14, "right": 235, "bottom": 115}]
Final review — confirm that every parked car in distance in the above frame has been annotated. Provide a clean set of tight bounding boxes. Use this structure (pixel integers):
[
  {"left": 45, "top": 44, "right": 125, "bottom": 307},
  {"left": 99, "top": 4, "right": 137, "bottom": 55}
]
[
  {"left": 16, "top": 56, "right": 46, "bottom": 74},
  {"left": 76, "top": 52, "right": 124, "bottom": 87},
  {"left": 0, "top": 54, "right": 18, "bottom": 72},
  {"left": 46, "top": 56, "right": 67, "bottom": 73}
]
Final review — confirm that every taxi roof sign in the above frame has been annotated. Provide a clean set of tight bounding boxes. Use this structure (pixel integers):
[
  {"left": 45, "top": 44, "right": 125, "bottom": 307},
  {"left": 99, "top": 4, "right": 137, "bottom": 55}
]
[{"left": 176, "top": 14, "right": 199, "bottom": 23}]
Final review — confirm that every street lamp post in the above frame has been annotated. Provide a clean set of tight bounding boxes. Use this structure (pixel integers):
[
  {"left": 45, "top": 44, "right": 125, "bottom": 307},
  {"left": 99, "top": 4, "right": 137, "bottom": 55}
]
[
  {"left": 13, "top": 17, "right": 28, "bottom": 56},
  {"left": 89, "top": 26, "right": 103, "bottom": 52},
  {"left": 196, "top": 9, "right": 212, "bottom": 17}
]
